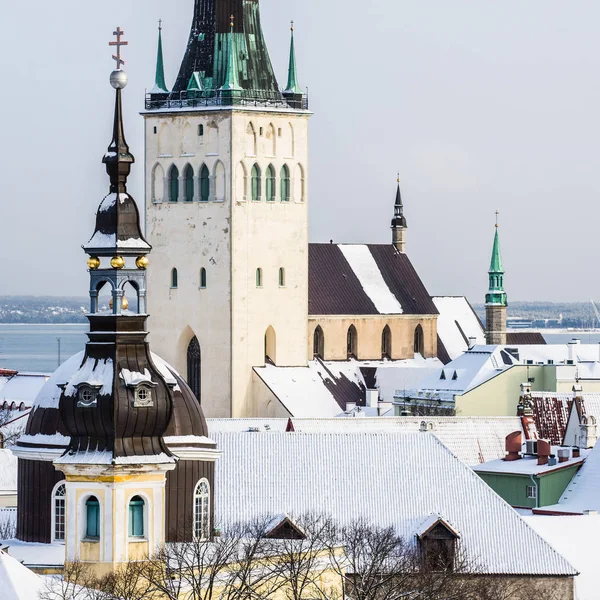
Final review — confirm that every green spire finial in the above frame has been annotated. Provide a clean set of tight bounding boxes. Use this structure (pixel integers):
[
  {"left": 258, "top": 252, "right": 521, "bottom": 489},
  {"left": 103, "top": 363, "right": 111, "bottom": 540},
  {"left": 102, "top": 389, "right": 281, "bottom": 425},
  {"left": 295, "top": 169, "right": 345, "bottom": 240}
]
[
  {"left": 221, "top": 14, "right": 242, "bottom": 93},
  {"left": 284, "top": 21, "right": 302, "bottom": 95},
  {"left": 486, "top": 212, "right": 507, "bottom": 306},
  {"left": 151, "top": 20, "right": 169, "bottom": 94}
]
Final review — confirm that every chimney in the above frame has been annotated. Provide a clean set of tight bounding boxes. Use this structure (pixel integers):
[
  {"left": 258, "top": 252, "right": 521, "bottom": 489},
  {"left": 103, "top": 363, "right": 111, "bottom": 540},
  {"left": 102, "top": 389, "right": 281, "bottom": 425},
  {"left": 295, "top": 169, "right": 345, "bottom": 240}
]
[
  {"left": 557, "top": 448, "right": 570, "bottom": 463},
  {"left": 504, "top": 431, "right": 523, "bottom": 461},
  {"left": 366, "top": 389, "right": 379, "bottom": 409},
  {"left": 573, "top": 446, "right": 581, "bottom": 458},
  {"left": 468, "top": 336, "right": 477, "bottom": 350},
  {"left": 568, "top": 339, "right": 580, "bottom": 363},
  {"left": 537, "top": 439, "right": 551, "bottom": 466}
]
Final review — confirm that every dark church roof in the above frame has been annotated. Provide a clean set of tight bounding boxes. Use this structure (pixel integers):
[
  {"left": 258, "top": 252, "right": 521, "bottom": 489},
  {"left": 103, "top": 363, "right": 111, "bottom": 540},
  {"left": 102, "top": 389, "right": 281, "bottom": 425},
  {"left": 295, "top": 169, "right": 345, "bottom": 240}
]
[
  {"left": 308, "top": 244, "right": 438, "bottom": 317},
  {"left": 506, "top": 332, "right": 547, "bottom": 345}
]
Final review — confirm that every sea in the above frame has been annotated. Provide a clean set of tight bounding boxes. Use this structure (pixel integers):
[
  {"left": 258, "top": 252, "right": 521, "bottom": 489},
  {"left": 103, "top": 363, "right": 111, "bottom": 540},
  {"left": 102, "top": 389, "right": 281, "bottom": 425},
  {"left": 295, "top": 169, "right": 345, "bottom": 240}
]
[{"left": 1, "top": 324, "right": 600, "bottom": 374}]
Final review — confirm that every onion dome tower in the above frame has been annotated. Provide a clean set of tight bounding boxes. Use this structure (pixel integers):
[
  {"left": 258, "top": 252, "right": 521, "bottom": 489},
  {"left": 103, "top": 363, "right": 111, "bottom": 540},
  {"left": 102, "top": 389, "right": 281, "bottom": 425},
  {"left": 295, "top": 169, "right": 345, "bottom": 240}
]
[
  {"left": 391, "top": 177, "right": 407, "bottom": 253},
  {"left": 14, "top": 28, "right": 219, "bottom": 565},
  {"left": 485, "top": 213, "right": 508, "bottom": 345}
]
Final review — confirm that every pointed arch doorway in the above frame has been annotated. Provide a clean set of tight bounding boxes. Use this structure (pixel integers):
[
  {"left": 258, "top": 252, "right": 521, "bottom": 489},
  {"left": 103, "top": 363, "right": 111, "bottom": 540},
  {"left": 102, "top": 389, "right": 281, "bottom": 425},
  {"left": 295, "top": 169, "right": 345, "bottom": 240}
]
[{"left": 187, "top": 336, "right": 201, "bottom": 403}]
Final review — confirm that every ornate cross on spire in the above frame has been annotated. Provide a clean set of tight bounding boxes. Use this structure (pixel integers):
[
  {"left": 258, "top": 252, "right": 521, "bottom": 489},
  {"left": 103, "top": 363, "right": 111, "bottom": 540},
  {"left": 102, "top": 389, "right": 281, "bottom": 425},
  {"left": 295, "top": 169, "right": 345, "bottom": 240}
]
[
  {"left": 495, "top": 209, "right": 499, "bottom": 228},
  {"left": 230, "top": 14, "right": 235, "bottom": 29},
  {"left": 291, "top": 20, "right": 295, "bottom": 32},
  {"left": 109, "top": 27, "right": 128, "bottom": 69}
]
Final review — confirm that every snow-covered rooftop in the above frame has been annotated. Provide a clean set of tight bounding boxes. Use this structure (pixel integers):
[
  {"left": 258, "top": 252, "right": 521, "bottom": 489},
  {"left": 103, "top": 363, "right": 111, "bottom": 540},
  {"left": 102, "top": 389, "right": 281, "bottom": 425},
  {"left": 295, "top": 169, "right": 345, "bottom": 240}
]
[
  {"left": 0, "top": 549, "right": 44, "bottom": 598},
  {"left": 212, "top": 431, "right": 575, "bottom": 575},
  {"left": 0, "top": 372, "right": 49, "bottom": 408},
  {"left": 473, "top": 447, "right": 587, "bottom": 476},
  {"left": 208, "top": 416, "right": 523, "bottom": 466},
  {"left": 0, "top": 451, "right": 17, "bottom": 493}
]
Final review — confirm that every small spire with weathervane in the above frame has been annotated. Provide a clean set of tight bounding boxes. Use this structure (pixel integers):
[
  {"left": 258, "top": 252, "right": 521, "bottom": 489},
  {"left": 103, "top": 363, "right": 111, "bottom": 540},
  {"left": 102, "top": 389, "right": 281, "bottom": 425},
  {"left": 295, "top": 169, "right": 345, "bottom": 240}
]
[{"left": 391, "top": 174, "right": 408, "bottom": 253}]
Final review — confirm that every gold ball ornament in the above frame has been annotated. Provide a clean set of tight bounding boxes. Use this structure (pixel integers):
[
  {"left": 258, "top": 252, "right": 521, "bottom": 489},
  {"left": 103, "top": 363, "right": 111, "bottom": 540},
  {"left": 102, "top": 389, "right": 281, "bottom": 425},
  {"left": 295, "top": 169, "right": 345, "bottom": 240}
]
[
  {"left": 109, "top": 296, "right": 129, "bottom": 310},
  {"left": 110, "top": 256, "right": 125, "bottom": 269},
  {"left": 136, "top": 255, "right": 149, "bottom": 270},
  {"left": 87, "top": 256, "right": 101, "bottom": 270}
]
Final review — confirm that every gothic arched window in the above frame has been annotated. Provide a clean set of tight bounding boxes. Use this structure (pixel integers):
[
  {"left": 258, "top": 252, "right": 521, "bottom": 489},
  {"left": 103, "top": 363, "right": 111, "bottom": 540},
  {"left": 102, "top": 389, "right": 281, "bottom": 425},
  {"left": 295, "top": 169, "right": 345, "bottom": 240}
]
[
  {"left": 414, "top": 324, "right": 424, "bottom": 356},
  {"left": 169, "top": 165, "right": 179, "bottom": 202},
  {"left": 313, "top": 325, "right": 324, "bottom": 359},
  {"left": 194, "top": 479, "right": 210, "bottom": 540},
  {"left": 265, "top": 326, "right": 276, "bottom": 364},
  {"left": 280, "top": 164, "right": 290, "bottom": 202},
  {"left": 200, "top": 268, "right": 207, "bottom": 289},
  {"left": 171, "top": 268, "right": 178, "bottom": 289},
  {"left": 266, "top": 164, "right": 276, "bottom": 202},
  {"left": 200, "top": 164, "right": 210, "bottom": 202},
  {"left": 86, "top": 496, "right": 100, "bottom": 539},
  {"left": 53, "top": 483, "right": 66, "bottom": 542},
  {"left": 347, "top": 325, "right": 358, "bottom": 359},
  {"left": 382, "top": 325, "right": 392, "bottom": 359},
  {"left": 187, "top": 336, "right": 201, "bottom": 403},
  {"left": 184, "top": 165, "right": 194, "bottom": 202},
  {"left": 251, "top": 164, "right": 261, "bottom": 201}
]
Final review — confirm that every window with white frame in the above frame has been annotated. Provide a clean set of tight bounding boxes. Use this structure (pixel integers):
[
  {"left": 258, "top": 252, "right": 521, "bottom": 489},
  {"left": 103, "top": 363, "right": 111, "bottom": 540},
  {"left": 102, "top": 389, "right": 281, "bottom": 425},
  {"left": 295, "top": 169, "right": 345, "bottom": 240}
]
[
  {"left": 526, "top": 485, "right": 537, "bottom": 499},
  {"left": 53, "top": 483, "right": 66, "bottom": 542},
  {"left": 133, "top": 386, "right": 153, "bottom": 408},
  {"left": 194, "top": 479, "right": 210, "bottom": 540}
]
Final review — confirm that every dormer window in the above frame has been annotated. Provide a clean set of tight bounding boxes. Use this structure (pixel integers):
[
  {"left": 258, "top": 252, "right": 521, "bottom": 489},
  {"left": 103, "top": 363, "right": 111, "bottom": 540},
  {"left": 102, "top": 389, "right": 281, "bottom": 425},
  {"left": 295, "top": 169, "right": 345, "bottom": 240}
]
[
  {"left": 77, "top": 385, "right": 98, "bottom": 408},
  {"left": 134, "top": 386, "right": 153, "bottom": 408},
  {"left": 417, "top": 517, "right": 460, "bottom": 572}
]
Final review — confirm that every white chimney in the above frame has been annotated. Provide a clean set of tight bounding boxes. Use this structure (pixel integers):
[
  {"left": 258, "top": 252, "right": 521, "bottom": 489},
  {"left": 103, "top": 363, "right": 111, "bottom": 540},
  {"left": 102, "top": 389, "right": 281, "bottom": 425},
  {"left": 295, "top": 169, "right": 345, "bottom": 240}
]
[
  {"left": 568, "top": 340, "right": 580, "bottom": 363},
  {"left": 345, "top": 402, "right": 356, "bottom": 414},
  {"left": 468, "top": 337, "right": 477, "bottom": 350},
  {"left": 366, "top": 389, "right": 379, "bottom": 409}
]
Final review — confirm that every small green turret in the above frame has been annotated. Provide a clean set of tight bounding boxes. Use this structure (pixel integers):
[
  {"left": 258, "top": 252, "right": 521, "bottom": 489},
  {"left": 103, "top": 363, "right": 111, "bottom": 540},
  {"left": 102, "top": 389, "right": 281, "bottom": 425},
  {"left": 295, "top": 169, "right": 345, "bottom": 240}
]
[
  {"left": 150, "top": 20, "right": 169, "bottom": 95},
  {"left": 220, "top": 15, "right": 242, "bottom": 101},
  {"left": 485, "top": 214, "right": 507, "bottom": 345},
  {"left": 283, "top": 22, "right": 304, "bottom": 109}
]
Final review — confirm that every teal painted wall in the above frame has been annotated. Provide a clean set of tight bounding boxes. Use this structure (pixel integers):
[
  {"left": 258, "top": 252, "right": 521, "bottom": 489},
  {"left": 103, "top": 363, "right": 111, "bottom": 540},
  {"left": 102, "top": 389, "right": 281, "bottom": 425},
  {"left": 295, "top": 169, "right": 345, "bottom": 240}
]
[{"left": 476, "top": 464, "right": 581, "bottom": 508}]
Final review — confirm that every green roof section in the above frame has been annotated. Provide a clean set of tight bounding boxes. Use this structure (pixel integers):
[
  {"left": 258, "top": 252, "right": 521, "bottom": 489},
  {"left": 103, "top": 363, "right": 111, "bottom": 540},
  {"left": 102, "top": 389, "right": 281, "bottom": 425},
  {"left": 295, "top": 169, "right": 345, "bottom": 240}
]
[
  {"left": 284, "top": 22, "right": 302, "bottom": 95},
  {"left": 187, "top": 72, "right": 204, "bottom": 92},
  {"left": 151, "top": 21, "right": 169, "bottom": 94},
  {"left": 220, "top": 19, "right": 242, "bottom": 93},
  {"left": 486, "top": 221, "right": 507, "bottom": 306},
  {"left": 489, "top": 227, "right": 504, "bottom": 275}
]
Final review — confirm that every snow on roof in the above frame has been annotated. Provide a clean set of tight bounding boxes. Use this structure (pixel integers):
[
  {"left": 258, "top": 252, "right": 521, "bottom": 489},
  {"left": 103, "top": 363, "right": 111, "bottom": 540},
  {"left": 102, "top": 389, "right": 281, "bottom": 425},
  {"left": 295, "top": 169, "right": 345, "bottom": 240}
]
[
  {"left": 0, "top": 549, "right": 43, "bottom": 598},
  {"left": 63, "top": 357, "right": 113, "bottom": 397},
  {"left": 208, "top": 416, "right": 523, "bottom": 466},
  {"left": 0, "top": 373, "right": 49, "bottom": 408},
  {"left": 55, "top": 450, "right": 174, "bottom": 466},
  {"left": 120, "top": 368, "right": 154, "bottom": 387},
  {"left": 433, "top": 297, "right": 485, "bottom": 361},
  {"left": 254, "top": 357, "right": 442, "bottom": 417},
  {"left": 16, "top": 433, "right": 70, "bottom": 448},
  {"left": 3, "top": 540, "right": 65, "bottom": 568},
  {"left": 525, "top": 514, "right": 597, "bottom": 600},
  {"left": 541, "top": 440, "right": 600, "bottom": 515},
  {"left": 0, "top": 451, "right": 17, "bottom": 493},
  {"left": 31, "top": 352, "right": 85, "bottom": 410},
  {"left": 473, "top": 449, "right": 587, "bottom": 476},
  {"left": 212, "top": 431, "right": 575, "bottom": 575},
  {"left": 151, "top": 354, "right": 181, "bottom": 391},
  {"left": 339, "top": 245, "right": 403, "bottom": 314}
]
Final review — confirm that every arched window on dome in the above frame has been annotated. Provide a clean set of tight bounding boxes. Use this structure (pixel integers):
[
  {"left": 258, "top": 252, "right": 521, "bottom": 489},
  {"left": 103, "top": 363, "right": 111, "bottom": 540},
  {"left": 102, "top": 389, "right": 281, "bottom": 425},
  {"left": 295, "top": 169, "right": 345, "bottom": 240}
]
[
  {"left": 53, "top": 482, "right": 67, "bottom": 543},
  {"left": 194, "top": 479, "right": 210, "bottom": 540},
  {"left": 280, "top": 164, "right": 290, "bottom": 202},
  {"left": 169, "top": 165, "right": 179, "bottom": 202},
  {"left": 200, "top": 164, "right": 210, "bottom": 202},
  {"left": 85, "top": 496, "right": 100, "bottom": 539},
  {"left": 251, "top": 164, "right": 261, "bottom": 201},
  {"left": 184, "top": 165, "right": 194, "bottom": 202},
  {"left": 129, "top": 495, "right": 145, "bottom": 538},
  {"left": 266, "top": 164, "right": 276, "bottom": 202},
  {"left": 187, "top": 336, "right": 201, "bottom": 403}
]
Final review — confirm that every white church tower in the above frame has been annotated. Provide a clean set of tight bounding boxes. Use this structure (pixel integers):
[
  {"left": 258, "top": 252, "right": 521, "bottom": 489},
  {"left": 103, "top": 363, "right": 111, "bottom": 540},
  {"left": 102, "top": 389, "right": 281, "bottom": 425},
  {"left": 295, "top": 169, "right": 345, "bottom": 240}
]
[{"left": 144, "top": 3, "right": 310, "bottom": 417}]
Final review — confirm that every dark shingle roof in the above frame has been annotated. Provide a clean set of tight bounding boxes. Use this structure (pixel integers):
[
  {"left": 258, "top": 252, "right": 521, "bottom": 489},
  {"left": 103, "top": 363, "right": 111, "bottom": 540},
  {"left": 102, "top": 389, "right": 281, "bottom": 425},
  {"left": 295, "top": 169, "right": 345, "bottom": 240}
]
[
  {"left": 308, "top": 244, "right": 438, "bottom": 317},
  {"left": 507, "top": 332, "right": 547, "bottom": 345}
]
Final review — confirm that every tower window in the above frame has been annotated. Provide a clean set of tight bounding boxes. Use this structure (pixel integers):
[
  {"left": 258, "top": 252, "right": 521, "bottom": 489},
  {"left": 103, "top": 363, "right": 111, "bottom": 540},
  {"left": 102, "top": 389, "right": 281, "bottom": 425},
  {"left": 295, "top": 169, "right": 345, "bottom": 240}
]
[
  {"left": 278, "top": 128, "right": 282, "bottom": 137},
  {"left": 53, "top": 483, "right": 66, "bottom": 542},
  {"left": 259, "top": 127, "right": 264, "bottom": 136},
  {"left": 194, "top": 480, "right": 210, "bottom": 540},
  {"left": 187, "top": 337, "right": 201, "bottom": 403},
  {"left": 266, "top": 165, "right": 276, "bottom": 202},
  {"left": 200, "top": 164, "right": 210, "bottom": 202},
  {"left": 313, "top": 326, "right": 324, "bottom": 359},
  {"left": 134, "top": 386, "right": 153, "bottom": 408},
  {"left": 414, "top": 325, "right": 424, "bottom": 356},
  {"left": 256, "top": 268, "right": 263, "bottom": 288},
  {"left": 279, "top": 268, "right": 285, "bottom": 287},
  {"left": 382, "top": 325, "right": 392, "bottom": 359},
  {"left": 251, "top": 164, "right": 261, "bottom": 201},
  {"left": 347, "top": 325, "right": 358, "bottom": 359},
  {"left": 280, "top": 164, "right": 290, "bottom": 202},
  {"left": 153, "top": 126, "right": 157, "bottom": 134},
  {"left": 198, "top": 124, "right": 204, "bottom": 136},
  {"left": 169, "top": 165, "right": 179, "bottom": 202},
  {"left": 129, "top": 496, "right": 145, "bottom": 538},
  {"left": 200, "top": 268, "right": 207, "bottom": 289},
  {"left": 184, "top": 165, "right": 194, "bottom": 202},
  {"left": 85, "top": 496, "right": 100, "bottom": 539},
  {"left": 77, "top": 386, "right": 98, "bottom": 408},
  {"left": 171, "top": 268, "right": 178, "bottom": 289}
]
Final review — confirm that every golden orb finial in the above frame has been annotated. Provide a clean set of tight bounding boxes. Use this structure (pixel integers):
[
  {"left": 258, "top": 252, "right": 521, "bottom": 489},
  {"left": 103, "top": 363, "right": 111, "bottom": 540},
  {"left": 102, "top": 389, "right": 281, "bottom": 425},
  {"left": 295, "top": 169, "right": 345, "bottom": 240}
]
[
  {"left": 136, "top": 255, "right": 149, "bottom": 270},
  {"left": 110, "top": 256, "right": 125, "bottom": 269},
  {"left": 109, "top": 296, "right": 129, "bottom": 311},
  {"left": 87, "top": 256, "right": 101, "bottom": 270}
]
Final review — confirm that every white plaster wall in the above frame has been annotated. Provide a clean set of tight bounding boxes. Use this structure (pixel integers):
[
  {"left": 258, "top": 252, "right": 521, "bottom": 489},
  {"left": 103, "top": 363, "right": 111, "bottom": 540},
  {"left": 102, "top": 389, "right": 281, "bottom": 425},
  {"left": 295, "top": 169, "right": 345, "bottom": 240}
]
[{"left": 145, "top": 113, "right": 233, "bottom": 418}]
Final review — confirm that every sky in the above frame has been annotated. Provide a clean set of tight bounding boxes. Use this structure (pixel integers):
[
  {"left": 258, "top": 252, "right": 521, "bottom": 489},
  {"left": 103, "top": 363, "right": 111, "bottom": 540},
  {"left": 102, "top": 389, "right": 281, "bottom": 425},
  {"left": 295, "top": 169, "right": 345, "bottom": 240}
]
[{"left": 1, "top": 1, "right": 600, "bottom": 302}]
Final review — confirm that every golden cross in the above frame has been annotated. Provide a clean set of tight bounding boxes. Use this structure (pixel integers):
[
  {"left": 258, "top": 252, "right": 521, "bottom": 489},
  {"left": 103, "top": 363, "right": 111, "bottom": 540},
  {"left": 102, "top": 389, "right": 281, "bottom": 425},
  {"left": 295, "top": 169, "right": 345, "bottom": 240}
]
[
  {"left": 291, "top": 20, "right": 295, "bottom": 32},
  {"left": 230, "top": 14, "right": 235, "bottom": 29},
  {"left": 109, "top": 27, "right": 128, "bottom": 69}
]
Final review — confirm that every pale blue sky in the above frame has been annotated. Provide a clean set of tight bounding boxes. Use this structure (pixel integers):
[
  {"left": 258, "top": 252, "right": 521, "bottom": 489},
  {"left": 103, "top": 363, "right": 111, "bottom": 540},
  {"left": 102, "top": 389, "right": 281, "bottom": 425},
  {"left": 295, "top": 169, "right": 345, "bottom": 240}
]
[{"left": 1, "top": 1, "right": 599, "bottom": 302}]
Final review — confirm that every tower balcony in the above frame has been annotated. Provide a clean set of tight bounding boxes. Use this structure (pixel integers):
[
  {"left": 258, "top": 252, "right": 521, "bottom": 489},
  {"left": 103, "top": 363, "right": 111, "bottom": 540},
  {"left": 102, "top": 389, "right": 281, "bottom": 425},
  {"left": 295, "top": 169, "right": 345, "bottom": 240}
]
[{"left": 145, "top": 89, "right": 309, "bottom": 112}]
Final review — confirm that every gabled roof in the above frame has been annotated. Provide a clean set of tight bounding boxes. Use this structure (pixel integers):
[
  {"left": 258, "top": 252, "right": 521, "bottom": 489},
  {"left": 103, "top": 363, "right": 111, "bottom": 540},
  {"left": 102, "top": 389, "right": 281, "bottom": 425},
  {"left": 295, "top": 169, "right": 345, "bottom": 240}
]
[
  {"left": 212, "top": 431, "right": 575, "bottom": 575},
  {"left": 0, "top": 549, "right": 43, "bottom": 599},
  {"left": 308, "top": 244, "right": 438, "bottom": 316},
  {"left": 0, "top": 372, "right": 48, "bottom": 408},
  {"left": 529, "top": 393, "right": 574, "bottom": 445}
]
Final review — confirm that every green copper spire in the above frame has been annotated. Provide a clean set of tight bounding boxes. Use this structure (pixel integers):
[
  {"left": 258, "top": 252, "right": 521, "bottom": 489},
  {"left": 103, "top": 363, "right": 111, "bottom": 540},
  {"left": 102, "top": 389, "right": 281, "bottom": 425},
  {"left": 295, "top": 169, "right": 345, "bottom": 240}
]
[
  {"left": 221, "top": 15, "right": 242, "bottom": 94},
  {"left": 284, "top": 21, "right": 302, "bottom": 94},
  {"left": 486, "top": 214, "right": 507, "bottom": 306},
  {"left": 151, "top": 20, "right": 169, "bottom": 94}
]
